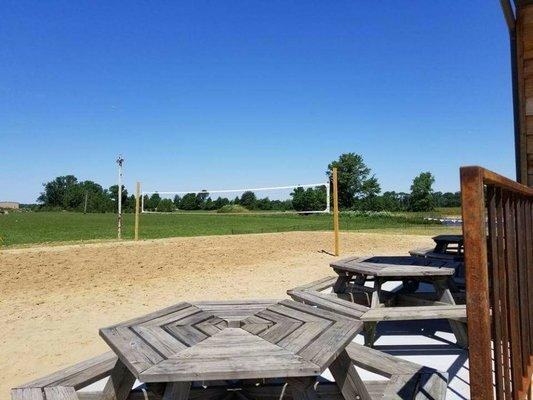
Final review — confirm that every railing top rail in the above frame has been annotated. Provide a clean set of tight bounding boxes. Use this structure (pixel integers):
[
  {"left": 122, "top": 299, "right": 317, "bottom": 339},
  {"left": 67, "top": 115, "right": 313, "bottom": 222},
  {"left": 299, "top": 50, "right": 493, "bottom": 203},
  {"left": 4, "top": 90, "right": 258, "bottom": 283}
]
[{"left": 460, "top": 166, "right": 533, "bottom": 196}]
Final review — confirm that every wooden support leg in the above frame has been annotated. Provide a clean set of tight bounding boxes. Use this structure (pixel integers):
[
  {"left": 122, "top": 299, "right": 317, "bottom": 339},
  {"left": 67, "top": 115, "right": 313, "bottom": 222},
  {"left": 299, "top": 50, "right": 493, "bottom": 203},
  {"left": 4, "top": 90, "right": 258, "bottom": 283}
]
[
  {"left": 333, "top": 273, "right": 351, "bottom": 294},
  {"left": 287, "top": 377, "right": 318, "bottom": 400},
  {"left": 145, "top": 383, "right": 166, "bottom": 397},
  {"left": 370, "top": 278, "right": 383, "bottom": 308},
  {"left": 353, "top": 274, "right": 367, "bottom": 286},
  {"left": 433, "top": 280, "right": 468, "bottom": 349},
  {"left": 162, "top": 382, "right": 191, "bottom": 400},
  {"left": 363, "top": 322, "right": 378, "bottom": 347},
  {"left": 329, "top": 349, "right": 371, "bottom": 400},
  {"left": 102, "top": 359, "right": 136, "bottom": 400}
]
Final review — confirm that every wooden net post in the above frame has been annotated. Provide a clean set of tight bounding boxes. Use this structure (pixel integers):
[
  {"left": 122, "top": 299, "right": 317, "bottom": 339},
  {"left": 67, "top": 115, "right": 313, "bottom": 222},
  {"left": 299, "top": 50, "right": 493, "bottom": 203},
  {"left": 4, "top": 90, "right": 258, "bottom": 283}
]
[
  {"left": 135, "top": 182, "right": 141, "bottom": 241},
  {"left": 332, "top": 167, "right": 340, "bottom": 256}
]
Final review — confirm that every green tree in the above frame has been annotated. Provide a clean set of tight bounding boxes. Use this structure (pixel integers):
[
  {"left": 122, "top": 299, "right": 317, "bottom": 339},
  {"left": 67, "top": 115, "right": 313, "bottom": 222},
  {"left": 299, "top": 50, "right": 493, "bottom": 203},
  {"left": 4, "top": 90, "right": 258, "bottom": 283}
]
[
  {"left": 180, "top": 193, "right": 199, "bottom": 210},
  {"left": 291, "top": 186, "right": 327, "bottom": 211},
  {"left": 239, "top": 191, "right": 257, "bottom": 210},
  {"left": 38, "top": 175, "right": 80, "bottom": 209},
  {"left": 433, "top": 191, "right": 461, "bottom": 208},
  {"left": 214, "top": 197, "right": 230, "bottom": 209},
  {"left": 126, "top": 194, "right": 136, "bottom": 212},
  {"left": 146, "top": 193, "right": 161, "bottom": 211},
  {"left": 409, "top": 172, "right": 435, "bottom": 211},
  {"left": 79, "top": 181, "right": 112, "bottom": 212},
  {"left": 142, "top": 195, "right": 150, "bottom": 211},
  {"left": 204, "top": 197, "right": 214, "bottom": 210},
  {"left": 157, "top": 198, "right": 175, "bottom": 212},
  {"left": 108, "top": 185, "right": 129, "bottom": 210},
  {"left": 173, "top": 195, "right": 182, "bottom": 208},
  {"left": 327, "top": 153, "right": 381, "bottom": 209},
  {"left": 378, "top": 191, "right": 407, "bottom": 212},
  {"left": 256, "top": 197, "right": 272, "bottom": 210}
]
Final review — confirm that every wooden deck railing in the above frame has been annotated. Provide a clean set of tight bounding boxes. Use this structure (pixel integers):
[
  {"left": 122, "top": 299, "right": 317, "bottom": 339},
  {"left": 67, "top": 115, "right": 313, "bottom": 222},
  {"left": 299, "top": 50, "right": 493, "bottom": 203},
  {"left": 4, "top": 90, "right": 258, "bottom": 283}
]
[{"left": 461, "top": 166, "right": 533, "bottom": 400}]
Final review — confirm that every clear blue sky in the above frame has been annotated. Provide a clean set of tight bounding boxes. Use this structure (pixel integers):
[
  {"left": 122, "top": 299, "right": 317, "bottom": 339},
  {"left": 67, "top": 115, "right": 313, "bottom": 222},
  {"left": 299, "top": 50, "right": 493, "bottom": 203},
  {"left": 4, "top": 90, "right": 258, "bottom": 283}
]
[{"left": 0, "top": 1, "right": 514, "bottom": 203}]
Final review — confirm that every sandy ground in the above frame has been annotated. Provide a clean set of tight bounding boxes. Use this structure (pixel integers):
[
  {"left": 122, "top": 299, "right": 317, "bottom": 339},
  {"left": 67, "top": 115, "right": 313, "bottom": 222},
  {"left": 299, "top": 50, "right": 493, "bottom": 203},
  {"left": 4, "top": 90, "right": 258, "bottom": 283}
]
[{"left": 0, "top": 231, "right": 433, "bottom": 398}]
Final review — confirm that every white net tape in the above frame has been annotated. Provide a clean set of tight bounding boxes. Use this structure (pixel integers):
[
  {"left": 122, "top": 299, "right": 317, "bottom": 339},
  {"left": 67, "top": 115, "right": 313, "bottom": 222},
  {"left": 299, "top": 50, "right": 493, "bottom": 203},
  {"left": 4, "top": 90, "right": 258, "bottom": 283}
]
[{"left": 141, "top": 182, "right": 330, "bottom": 214}]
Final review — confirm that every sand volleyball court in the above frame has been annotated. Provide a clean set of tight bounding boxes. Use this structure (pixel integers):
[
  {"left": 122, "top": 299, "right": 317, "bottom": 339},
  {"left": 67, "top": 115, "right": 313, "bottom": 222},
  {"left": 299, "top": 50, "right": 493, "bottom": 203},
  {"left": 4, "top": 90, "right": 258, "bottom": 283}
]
[{"left": 0, "top": 231, "right": 433, "bottom": 398}]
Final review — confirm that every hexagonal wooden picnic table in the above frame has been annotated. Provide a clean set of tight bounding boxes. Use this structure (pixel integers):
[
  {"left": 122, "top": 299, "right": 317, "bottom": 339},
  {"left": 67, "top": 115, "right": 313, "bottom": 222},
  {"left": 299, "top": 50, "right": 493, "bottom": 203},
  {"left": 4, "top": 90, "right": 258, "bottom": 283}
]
[
  {"left": 330, "top": 256, "right": 468, "bottom": 348},
  {"left": 99, "top": 299, "right": 364, "bottom": 400}
]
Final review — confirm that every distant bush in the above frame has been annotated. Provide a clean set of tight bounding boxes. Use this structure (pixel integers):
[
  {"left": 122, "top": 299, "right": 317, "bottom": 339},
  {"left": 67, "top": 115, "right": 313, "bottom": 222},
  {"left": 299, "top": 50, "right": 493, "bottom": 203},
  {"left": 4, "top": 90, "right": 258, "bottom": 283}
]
[
  {"left": 343, "top": 210, "right": 396, "bottom": 218},
  {"left": 156, "top": 199, "right": 175, "bottom": 212},
  {"left": 217, "top": 204, "right": 250, "bottom": 213}
]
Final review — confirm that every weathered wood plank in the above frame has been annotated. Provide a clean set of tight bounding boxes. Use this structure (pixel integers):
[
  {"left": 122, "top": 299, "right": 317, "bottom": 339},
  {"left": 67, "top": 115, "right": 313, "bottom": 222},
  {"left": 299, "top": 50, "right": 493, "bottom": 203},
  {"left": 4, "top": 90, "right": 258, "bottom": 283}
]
[
  {"left": 361, "top": 305, "right": 467, "bottom": 322},
  {"left": 138, "top": 305, "right": 203, "bottom": 327},
  {"left": 97, "top": 299, "right": 362, "bottom": 385},
  {"left": 101, "top": 358, "right": 136, "bottom": 400},
  {"left": 432, "top": 280, "right": 469, "bottom": 348},
  {"left": 132, "top": 326, "right": 188, "bottom": 357},
  {"left": 279, "top": 300, "right": 363, "bottom": 329},
  {"left": 298, "top": 320, "right": 360, "bottom": 368},
  {"left": 241, "top": 315, "right": 273, "bottom": 335},
  {"left": 165, "top": 324, "right": 208, "bottom": 347},
  {"left": 344, "top": 343, "right": 425, "bottom": 377},
  {"left": 329, "top": 349, "right": 371, "bottom": 400},
  {"left": 18, "top": 353, "right": 118, "bottom": 390},
  {"left": 99, "top": 327, "right": 164, "bottom": 376},
  {"left": 287, "top": 290, "right": 367, "bottom": 320},
  {"left": 194, "top": 317, "right": 225, "bottom": 337},
  {"left": 11, "top": 388, "right": 45, "bottom": 400},
  {"left": 414, "top": 372, "right": 448, "bottom": 400},
  {"left": 277, "top": 321, "right": 331, "bottom": 353},
  {"left": 331, "top": 256, "right": 458, "bottom": 278},
  {"left": 266, "top": 304, "right": 328, "bottom": 323},
  {"left": 43, "top": 387, "right": 79, "bottom": 400},
  {"left": 291, "top": 276, "right": 338, "bottom": 292},
  {"left": 107, "top": 302, "right": 192, "bottom": 329},
  {"left": 287, "top": 377, "right": 318, "bottom": 400},
  {"left": 381, "top": 374, "right": 419, "bottom": 400}
]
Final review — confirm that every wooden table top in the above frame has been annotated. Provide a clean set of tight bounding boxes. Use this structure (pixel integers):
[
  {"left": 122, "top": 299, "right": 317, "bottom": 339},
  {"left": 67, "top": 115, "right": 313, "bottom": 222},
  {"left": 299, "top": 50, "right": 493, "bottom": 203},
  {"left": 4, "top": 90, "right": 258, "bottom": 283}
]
[
  {"left": 100, "top": 299, "right": 362, "bottom": 383},
  {"left": 432, "top": 234, "right": 463, "bottom": 244},
  {"left": 330, "top": 256, "right": 458, "bottom": 277}
]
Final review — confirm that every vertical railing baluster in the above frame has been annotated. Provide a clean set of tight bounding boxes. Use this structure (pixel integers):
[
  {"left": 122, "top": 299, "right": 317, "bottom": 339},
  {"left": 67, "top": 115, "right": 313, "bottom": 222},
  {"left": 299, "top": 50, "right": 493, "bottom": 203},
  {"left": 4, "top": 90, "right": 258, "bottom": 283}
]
[
  {"left": 497, "top": 188, "right": 512, "bottom": 399},
  {"left": 504, "top": 192, "right": 523, "bottom": 399},
  {"left": 488, "top": 186, "right": 505, "bottom": 400},
  {"left": 515, "top": 195, "right": 530, "bottom": 376}
]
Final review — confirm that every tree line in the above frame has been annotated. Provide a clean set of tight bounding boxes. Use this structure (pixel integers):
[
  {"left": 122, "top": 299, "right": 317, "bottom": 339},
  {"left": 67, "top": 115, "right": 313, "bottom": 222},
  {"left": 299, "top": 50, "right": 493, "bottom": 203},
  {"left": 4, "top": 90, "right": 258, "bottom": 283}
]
[
  {"left": 35, "top": 153, "right": 459, "bottom": 213},
  {"left": 141, "top": 186, "right": 327, "bottom": 212},
  {"left": 327, "top": 153, "right": 460, "bottom": 212},
  {"left": 37, "top": 175, "right": 135, "bottom": 213}
]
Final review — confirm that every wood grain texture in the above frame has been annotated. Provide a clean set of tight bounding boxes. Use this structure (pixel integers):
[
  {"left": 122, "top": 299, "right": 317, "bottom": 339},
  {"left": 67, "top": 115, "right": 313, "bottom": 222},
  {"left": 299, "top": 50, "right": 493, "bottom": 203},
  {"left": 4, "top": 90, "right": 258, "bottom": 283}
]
[
  {"left": 360, "top": 305, "right": 467, "bottom": 322},
  {"left": 101, "top": 299, "right": 359, "bottom": 383},
  {"left": 330, "top": 256, "right": 457, "bottom": 278},
  {"left": 17, "top": 353, "right": 118, "bottom": 390},
  {"left": 329, "top": 349, "right": 371, "bottom": 400}
]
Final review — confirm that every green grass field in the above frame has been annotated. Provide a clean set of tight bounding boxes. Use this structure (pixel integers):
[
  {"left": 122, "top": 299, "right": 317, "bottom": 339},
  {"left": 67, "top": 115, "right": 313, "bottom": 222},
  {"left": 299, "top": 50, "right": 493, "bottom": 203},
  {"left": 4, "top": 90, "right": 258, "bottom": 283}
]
[{"left": 0, "top": 210, "right": 461, "bottom": 247}]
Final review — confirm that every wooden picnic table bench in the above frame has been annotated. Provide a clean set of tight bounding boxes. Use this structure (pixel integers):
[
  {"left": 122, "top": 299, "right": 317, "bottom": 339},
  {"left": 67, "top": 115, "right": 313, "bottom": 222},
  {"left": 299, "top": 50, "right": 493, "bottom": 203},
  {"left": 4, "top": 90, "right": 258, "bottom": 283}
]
[
  {"left": 297, "top": 256, "right": 468, "bottom": 348},
  {"left": 409, "top": 235, "right": 465, "bottom": 289},
  {"left": 409, "top": 235, "right": 464, "bottom": 262},
  {"left": 13, "top": 298, "right": 448, "bottom": 400}
]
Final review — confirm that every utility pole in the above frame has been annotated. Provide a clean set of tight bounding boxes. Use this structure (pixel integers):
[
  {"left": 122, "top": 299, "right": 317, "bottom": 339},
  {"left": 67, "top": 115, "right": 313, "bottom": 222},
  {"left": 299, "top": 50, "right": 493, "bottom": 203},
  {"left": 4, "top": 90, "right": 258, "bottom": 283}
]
[
  {"left": 116, "top": 155, "right": 124, "bottom": 239},
  {"left": 83, "top": 191, "right": 88, "bottom": 214},
  {"left": 332, "top": 167, "right": 340, "bottom": 256}
]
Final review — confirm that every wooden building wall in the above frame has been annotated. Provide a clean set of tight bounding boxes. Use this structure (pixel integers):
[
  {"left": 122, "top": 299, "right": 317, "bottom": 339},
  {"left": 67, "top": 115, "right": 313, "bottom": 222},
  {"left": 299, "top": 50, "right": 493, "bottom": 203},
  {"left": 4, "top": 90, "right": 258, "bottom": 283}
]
[{"left": 516, "top": 4, "right": 533, "bottom": 186}]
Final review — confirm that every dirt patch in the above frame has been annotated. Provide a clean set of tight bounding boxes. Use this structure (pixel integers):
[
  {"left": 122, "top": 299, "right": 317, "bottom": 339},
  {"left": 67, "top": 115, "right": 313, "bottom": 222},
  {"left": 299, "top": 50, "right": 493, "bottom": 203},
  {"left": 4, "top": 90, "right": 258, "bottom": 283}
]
[{"left": 0, "top": 231, "right": 433, "bottom": 397}]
